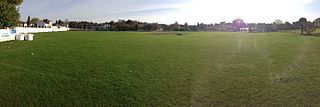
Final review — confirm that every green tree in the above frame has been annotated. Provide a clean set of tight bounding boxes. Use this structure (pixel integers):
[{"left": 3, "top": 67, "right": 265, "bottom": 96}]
[
  {"left": 30, "top": 17, "right": 40, "bottom": 24},
  {"left": 184, "top": 22, "right": 189, "bottom": 31},
  {"left": 109, "top": 21, "right": 115, "bottom": 31},
  {"left": 7, "top": 0, "right": 23, "bottom": 5},
  {"left": 174, "top": 21, "right": 180, "bottom": 31},
  {"left": 0, "top": 0, "right": 23, "bottom": 28},
  {"left": 299, "top": 17, "right": 308, "bottom": 35},
  {"left": 232, "top": 19, "right": 246, "bottom": 31},
  {"left": 273, "top": 19, "right": 283, "bottom": 25},
  {"left": 299, "top": 17, "right": 316, "bottom": 35}
]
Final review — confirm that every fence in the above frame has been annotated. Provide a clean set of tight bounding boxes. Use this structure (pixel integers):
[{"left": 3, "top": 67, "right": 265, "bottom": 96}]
[
  {"left": 1, "top": 27, "right": 69, "bottom": 42},
  {"left": 15, "top": 27, "right": 69, "bottom": 33}
]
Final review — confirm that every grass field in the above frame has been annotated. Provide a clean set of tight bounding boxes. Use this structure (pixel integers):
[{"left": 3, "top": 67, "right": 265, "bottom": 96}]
[{"left": 1, "top": 31, "right": 320, "bottom": 106}]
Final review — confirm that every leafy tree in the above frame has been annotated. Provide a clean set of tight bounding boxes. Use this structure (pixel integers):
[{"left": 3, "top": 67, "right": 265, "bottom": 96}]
[
  {"left": 6, "top": 0, "right": 23, "bottom": 5},
  {"left": 166, "top": 21, "right": 180, "bottom": 31},
  {"left": 142, "top": 23, "right": 160, "bottom": 31},
  {"left": 283, "top": 22, "right": 293, "bottom": 30},
  {"left": 299, "top": 17, "right": 315, "bottom": 35},
  {"left": 174, "top": 21, "right": 180, "bottom": 31},
  {"left": 273, "top": 19, "right": 283, "bottom": 25},
  {"left": 30, "top": 17, "right": 40, "bottom": 24},
  {"left": 0, "top": 0, "right": 23, "bottom": 28},
  {"left": 109, "top": 21, "right": 115, "bottom": 31},
  {"left": 272, "top": 19, "right": 284, "bottom": 30},
  {"left": 184, "top": 22, "right": 189, "bottom": 31},
  {"left": 299, "top": 17, "right": 308, "bottom": 35},
  {"left": 57, "top": 20, "right": 65, "bottom": 26},
  {"left": 232, "top": 19, "right": 246, "bottom": 31}
]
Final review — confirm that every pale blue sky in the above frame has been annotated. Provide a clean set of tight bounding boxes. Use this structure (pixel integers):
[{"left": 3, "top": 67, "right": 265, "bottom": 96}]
[{"left": 20, "top": 0, "right": 320, "bottom": 24}]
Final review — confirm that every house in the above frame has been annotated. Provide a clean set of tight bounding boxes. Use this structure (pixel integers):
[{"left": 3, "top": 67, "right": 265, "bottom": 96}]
[
  {"left": 314, "top": 18, "right": 320, "bottom": 28},
  {"left": 251, "top": 23, "right": 275, "bottom": 32},
  {"left": 217, "top": 23, "right": 234, "bottom": 31},
  {"left": 36, "top": 19, "right": 53, "bottom": 28},
  {"left": 19, "top": 21, "right": 35, "bottom": 27},
  {"left": 19, "top": 21, "right": 28, "bottom": 27},
  {"left": 240, "top": 28, "right": 250, "bottom": 32}
]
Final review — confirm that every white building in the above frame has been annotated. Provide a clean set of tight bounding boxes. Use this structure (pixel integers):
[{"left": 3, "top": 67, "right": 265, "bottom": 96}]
[
  {"left": 240, "top": 28, "right": 250, "bottom": 32},
  {"left": 36, "top": 19, "right": 53, "bottom": 28}
]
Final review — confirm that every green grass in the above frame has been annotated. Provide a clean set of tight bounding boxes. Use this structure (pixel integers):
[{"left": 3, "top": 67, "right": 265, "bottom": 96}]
[{"left": 1, "top": 31, "right": 320, "bottom": 106}]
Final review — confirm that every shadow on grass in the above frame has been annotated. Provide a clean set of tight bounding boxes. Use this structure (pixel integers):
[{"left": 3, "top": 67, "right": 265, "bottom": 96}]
[
  {"left": 150, "top": 32, "right": 190, "bottom": 36},
  {"left": 311, "top": 33, "right": 320, "bottom": 37}
]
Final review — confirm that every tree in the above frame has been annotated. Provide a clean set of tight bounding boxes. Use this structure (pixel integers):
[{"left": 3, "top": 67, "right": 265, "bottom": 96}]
[
  {"left": 26, "top": 16, "right": 31, "bottom": 27},
  {"left": 184, "top": 22, "right": 189, "bottom": 31},
  {"left": 167, "top": 21, "right": 180, "bottom": 31},
  {"left": 7, "top": 0, "right": 23, "bottom": 5},
  {"left": 0, "top": 0, "right": 23, "bottom": 28},
  {"left": 299, "top": 17, "right": 308, "bottom": 35},
  {"left": 299, "top": 17, "right": 316, "bottom": 35},
  {"left": 109, "top": 21, "right": 115, "bottom": 31},
  {"left": 273, "top": 19, "right": 283, "bottom": 25},
  {"left": 232, "top": 19, "right": 246, "bottom": 31},
  {"left": 283, "top": 22, "right": 293, "bottom": 30},
  {"left": 272, "top": 19, "right": 284, "bottom": 30},
  {"left": 141, "top": 23, "right": 160, "bottom": 31},
  {"left": 30, "top": 17, "right": 40, "bottom": 24},
  {"left": 57, "top": 20, "right": 65, "bottom": 26}
]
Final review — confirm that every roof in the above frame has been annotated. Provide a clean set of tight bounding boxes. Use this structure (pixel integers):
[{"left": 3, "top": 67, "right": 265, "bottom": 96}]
[
  {"left": 314, "top": 18, "right": 320, "bottom": 22},
  {"left": 37, "top": 19, "right": 52, "bottom": 24}
]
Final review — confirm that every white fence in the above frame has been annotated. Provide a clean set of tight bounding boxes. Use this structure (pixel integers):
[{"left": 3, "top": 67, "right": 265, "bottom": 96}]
[
  {"left": 1, "top": 27, "right": 69, "bottom": 42},
  {"left": 15, "top": 27, "right": 69, "bottom": 33}
]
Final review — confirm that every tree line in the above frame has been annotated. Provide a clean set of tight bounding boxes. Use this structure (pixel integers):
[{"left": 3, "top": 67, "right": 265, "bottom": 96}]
[{"left": 69, "top": 20, "right": 187, "bottom": 31}]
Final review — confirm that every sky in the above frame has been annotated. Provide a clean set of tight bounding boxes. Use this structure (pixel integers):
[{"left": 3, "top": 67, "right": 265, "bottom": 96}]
[{"left": 20, "top": 0, "right": 320, "bottom": 25}]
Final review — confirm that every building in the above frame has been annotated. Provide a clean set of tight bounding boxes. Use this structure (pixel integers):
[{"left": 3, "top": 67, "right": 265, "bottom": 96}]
[
  {"left": 314, "top": 18, "right": 320, "bottom": 28},
  {"left": 216, "top": 23, "right": 234, "bottom": 32},
  {"left": 36, "top": 19, "right": 53, "bottom": 28},
  {"left": 18, "top": 21, "right": 28, "bottom": 27},
  {"left": 252, "top": 23, "right": 275, "bottom": 32},
  {"left": 240, "top": 28, "right": 250, "bottom": 32},
  {"left": 19, "top": 21, "right": 35, "bottom": 27}
]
